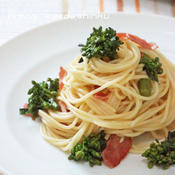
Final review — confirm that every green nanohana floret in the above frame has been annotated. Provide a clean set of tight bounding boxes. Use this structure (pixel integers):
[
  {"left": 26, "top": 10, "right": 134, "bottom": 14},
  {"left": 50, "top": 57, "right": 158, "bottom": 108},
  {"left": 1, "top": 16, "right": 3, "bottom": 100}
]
[
  {"left": 19, "top": 78, "right": 59, "bottom": 120},
  {"left": 68, "top": 131, "right": 107, "bottom": 167},
  {"left": 140, "top": 54, "right": 163, "bottom": 82},
  {"left": 79, "top": 26, "right": 123, "bottom": 61},
  {"left": 142, "top": 131, "right": 175, "bottom": 169}
]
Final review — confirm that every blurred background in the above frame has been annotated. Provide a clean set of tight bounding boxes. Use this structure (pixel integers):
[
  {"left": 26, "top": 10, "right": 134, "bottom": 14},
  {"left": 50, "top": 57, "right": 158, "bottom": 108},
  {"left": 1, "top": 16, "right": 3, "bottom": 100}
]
[{"left": 0, "top": 0, "right": 174, "bottom": 46}]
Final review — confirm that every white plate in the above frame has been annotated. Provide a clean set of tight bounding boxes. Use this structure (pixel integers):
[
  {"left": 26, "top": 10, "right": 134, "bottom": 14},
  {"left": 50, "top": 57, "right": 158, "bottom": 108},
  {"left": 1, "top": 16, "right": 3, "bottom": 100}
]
[{"left": 0, "top": 14, "right": 175, "bottom": 175}]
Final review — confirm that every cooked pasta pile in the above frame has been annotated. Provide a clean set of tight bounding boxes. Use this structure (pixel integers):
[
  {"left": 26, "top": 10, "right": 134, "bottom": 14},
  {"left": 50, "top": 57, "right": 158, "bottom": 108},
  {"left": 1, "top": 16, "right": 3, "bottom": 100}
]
[{"left": 39, "top": 40, "right": 175, "bottom": 154}]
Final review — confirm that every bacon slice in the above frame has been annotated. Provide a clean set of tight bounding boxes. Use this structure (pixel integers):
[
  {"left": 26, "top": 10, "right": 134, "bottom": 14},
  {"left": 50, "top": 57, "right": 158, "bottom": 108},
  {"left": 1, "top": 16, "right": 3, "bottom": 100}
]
[
  {"left": 102, "top": 135, "right": 132, "bottom": 168},
  {"left": 93, "top": 91, "right": 110, "bottom": 100},
  {"left": 59, "top": 67, "right": 67, "bottom": 91},
  {"left": 59, "top": 100, "right": 69, "bottom": 112},
  {"left": 93, "top": 85, "right": 110, "bottom": 100},
  {"left": 117, "top": 33, "right": 158, "bottom": 50}
]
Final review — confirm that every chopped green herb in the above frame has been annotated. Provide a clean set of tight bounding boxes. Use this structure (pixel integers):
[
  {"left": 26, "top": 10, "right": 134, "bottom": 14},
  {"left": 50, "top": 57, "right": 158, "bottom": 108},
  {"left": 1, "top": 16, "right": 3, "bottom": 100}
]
[
  {"left": 68, "top": 131, "right": 107, "bottom": 167},
  {"left": 142, "top": 131, "right": 175, "bottom": 169},
  {"left": 79, "top": 26, "right": 123, "bottom": 61},
  {"left": 19, "top": 78, "right": 59, "bottom": 120},
  {"left": 140, "top": 54, "right": 163, "bottom": 82}
]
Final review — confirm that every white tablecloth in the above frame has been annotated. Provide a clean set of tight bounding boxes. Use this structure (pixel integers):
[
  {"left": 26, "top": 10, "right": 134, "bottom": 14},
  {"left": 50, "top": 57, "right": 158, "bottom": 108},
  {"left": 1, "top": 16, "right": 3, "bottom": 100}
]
[{"left": 0, "top": 0, "right": 174, "bottom": 46}]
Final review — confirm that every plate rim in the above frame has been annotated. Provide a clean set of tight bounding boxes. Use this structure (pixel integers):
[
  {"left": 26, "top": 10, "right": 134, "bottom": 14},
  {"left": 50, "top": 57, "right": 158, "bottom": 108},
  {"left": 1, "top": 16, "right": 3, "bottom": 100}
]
[{"left": 0, "top": 13, "right": 174, "bottom": 49}]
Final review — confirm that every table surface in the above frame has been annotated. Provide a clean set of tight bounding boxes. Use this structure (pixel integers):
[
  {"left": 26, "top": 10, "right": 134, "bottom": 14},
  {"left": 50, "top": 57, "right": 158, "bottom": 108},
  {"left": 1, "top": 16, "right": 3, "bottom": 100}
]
[
  {"left": 0, "top": 0, "right": 175, "bottom": 46},
  {"left": 0, "top": 0, "right": 175, "bottom": 174}
]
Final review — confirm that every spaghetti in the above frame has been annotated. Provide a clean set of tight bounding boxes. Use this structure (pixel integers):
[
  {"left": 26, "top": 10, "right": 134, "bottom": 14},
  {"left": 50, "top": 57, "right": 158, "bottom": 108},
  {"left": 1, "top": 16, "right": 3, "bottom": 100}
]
[{"left": 39, "top": 39, "right": 175, "bottom": 154}]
